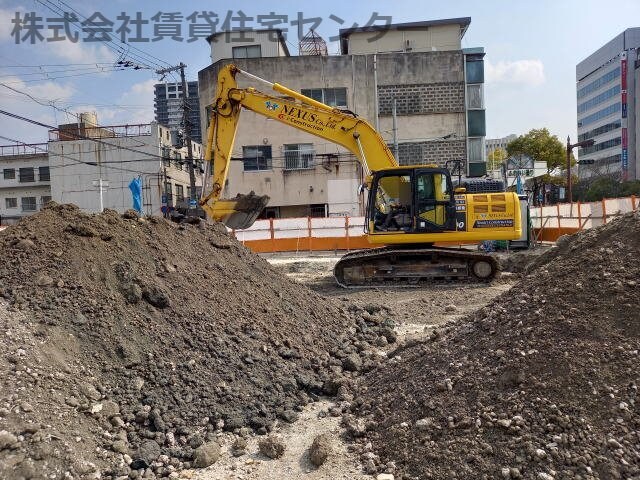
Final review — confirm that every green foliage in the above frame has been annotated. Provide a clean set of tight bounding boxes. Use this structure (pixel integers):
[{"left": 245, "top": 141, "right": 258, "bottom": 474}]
[
  {"left": 487, "top": 148, "right": 507, "bottom": 171},
  {"left": 573, "top": 178, "right": 640, "bottom": 202},
  {"left": 506, "top": 128, "right": 573, "bottom": 173}
]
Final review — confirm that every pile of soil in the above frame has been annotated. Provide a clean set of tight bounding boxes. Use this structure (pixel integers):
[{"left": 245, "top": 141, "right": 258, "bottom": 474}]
[
  {"left": 0, "top": 204, "right": 393, "bottom": 479},
  {"left": 348, "top": 212, "right": 640, "bottom": 479}
]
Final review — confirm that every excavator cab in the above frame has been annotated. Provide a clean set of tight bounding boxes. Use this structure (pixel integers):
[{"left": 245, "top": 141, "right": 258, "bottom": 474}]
[{"left": 369, "top": 167, "right": 456, "bottom": 234}]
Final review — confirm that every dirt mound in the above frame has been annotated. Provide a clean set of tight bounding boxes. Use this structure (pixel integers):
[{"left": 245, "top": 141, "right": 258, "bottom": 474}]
[
  {"left": 348, "top": 212, "right": 640, "bottom": 479},
  {"left": 0, "top": 204, "right": 391, "bottom": 479}
]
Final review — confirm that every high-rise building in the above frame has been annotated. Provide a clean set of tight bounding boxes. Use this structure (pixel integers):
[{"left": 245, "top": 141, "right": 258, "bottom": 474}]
[
  {"left": 576, "top": 28, "right": 640, "bottom": 180},
  {"left": 154, "top": 81, "right": 202, "bottom": 144}
]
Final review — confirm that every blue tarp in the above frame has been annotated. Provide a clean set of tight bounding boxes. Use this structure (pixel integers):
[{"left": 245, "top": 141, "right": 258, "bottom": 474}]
[{"left": 128, "top": 177, "right": 142, "bottom": 213}]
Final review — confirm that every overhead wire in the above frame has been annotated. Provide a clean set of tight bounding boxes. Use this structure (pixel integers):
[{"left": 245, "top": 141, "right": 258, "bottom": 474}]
[{"left": 34, "top": 0, "right": 172, "bottom": 71}]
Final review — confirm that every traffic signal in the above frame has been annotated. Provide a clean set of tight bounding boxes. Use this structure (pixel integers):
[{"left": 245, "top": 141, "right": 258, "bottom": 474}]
[{"left": 578, "top": 159, "right": 595, "bottom": 165}]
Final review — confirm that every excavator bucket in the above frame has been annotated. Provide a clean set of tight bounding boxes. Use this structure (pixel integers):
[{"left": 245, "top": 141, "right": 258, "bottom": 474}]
[{"left": 202, "top": 192, "right": 270, "bottom": 230}]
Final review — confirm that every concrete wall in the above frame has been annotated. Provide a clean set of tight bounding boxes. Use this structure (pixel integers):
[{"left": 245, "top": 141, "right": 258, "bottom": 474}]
[
  {"left": 0, "top": 152, "right": 51, "bottom": 223},
  {"left": 346, "top": 25, "right": 462, "bottom": 54},
  {"left": 210, "top": 31, "right": 288, "bottom": 63}
]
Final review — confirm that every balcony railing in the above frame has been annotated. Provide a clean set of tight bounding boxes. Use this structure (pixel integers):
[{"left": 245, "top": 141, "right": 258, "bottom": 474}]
[{"left": 284, "top": 149, "right": 315, "bottom": 170}]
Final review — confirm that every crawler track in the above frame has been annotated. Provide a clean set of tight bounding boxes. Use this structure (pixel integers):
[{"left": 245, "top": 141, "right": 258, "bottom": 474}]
[{"left": 333, "top": 246, "right": 499, "bottom": 288}]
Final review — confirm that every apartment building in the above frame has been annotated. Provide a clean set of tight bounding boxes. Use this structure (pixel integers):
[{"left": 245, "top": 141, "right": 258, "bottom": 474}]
[
  {"left": 198, "top": 18, "right": 486, "bottom": 219},
  {"left": 0, "top": 143, "right": 51, "bottom": 225}
]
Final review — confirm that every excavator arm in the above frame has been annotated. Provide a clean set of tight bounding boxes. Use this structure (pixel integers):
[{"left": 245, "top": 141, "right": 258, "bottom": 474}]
[{"left": 200, "top": 64, "right": 397, "bottom": 228}]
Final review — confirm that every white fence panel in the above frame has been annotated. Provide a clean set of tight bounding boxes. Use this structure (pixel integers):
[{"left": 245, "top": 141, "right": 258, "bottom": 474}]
[
  {"left": 273, "top": 218, "right": 309, "bottom": 239},
  {"left": 234, "top": 219, "right": 271, "bottom": 241},
  {"left": 311, "top": 217, "right": 346, "bottom": 238}
]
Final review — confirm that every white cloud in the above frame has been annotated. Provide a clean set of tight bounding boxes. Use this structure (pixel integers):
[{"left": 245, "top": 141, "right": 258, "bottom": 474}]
[
  {"left": 47, "top": 41, "right": 116, "bottom": 65},
  {"left": 485, "top": 59, "right": 545, "bottom": 87},
  {"left": 114, "top": 79, "right": 156, "bottom": 124}
]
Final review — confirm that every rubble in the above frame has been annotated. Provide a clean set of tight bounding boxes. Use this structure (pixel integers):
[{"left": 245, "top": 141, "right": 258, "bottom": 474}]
[
  {"left": 349, "top": 212, "right": 640, "bottom": 479},
  {"left": 0, "top": 204, "right": 394, "bottom": 479}
]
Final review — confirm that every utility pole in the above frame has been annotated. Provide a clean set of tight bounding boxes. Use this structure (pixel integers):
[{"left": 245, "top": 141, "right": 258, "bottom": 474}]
[
  {"left": 566, "top": 136, "right": 595, "bottom": 206},
  {"left": 156, "top": 63, "right": 197, "bottom": 214}
]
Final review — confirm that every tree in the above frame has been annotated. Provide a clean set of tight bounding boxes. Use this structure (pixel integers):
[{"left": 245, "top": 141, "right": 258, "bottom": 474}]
[
  {"left": 506, "top": 128, "right": 573, "bottom": 174},
  {"left": 507, "top": 128, "right": 577, "bottom": 205},
  {"left": 487, "top": 147, "right": 507, "bottom": 171}
]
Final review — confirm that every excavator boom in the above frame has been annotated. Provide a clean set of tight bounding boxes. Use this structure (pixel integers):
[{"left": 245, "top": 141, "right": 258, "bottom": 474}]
[
  {"left": 201, "top": 64, "right": 522, "bottom": 285},
  {"left": 199, "top": 64, "right": 397, "bottom": 228}
]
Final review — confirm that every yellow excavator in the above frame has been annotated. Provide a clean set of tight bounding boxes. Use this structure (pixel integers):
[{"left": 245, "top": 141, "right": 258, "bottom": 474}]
[{"left": 200, "top": 64, "right": 521, "bottom": 286}]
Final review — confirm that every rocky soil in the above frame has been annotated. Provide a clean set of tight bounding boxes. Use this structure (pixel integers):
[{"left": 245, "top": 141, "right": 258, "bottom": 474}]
[
  {"left": 0, "top": 204, "right": 395, "bottom": 479},
  {"left": 347, "top": 212, "right": 640, "bottom": 480}
]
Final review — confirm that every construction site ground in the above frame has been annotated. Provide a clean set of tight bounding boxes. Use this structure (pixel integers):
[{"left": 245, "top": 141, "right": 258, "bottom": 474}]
[{"left": 192, "top": 253, "right": 517, "bottom": 480}]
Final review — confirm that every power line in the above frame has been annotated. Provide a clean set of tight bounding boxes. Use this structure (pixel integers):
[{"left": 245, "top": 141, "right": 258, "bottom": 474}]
[
  {"left": 34, "top": 0, "right": 172, "bottom": 71},
  {"left": 0, "top": 135, "right": 152, "bottom": 175}
]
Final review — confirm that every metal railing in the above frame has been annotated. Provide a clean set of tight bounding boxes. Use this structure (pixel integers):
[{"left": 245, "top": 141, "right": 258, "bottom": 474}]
[
  {"left": 284, "top": 149, "right": 315, "bottom": 170},
  {"left": 0, "top": 143, "right": 48, "bottom": 156},
  {"left": 49, "top": 123, "right": 152, "bottom": 141}
]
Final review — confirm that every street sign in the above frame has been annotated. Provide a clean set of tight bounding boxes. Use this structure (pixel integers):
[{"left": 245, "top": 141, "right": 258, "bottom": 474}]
[{"left": 189, "top": 199, "right": 197, "bottom": 207}]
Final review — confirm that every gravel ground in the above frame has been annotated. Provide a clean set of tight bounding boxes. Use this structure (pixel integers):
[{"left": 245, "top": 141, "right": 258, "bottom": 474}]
[{"left": 193, "top": 253, "right": 517, "bottom": 480}]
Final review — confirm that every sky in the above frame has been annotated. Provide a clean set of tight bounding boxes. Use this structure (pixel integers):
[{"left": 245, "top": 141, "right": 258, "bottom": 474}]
[{"left": 0, "top": 0, "right": 639, "bottom": 145}]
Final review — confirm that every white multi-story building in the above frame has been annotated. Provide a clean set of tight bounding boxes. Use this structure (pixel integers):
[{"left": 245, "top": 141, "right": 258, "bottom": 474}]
[
  {"left": 48, "top": 119, "right": 203, "bottom": 216},
  {"left": 485, "top": 134, "right": 517, "bottom": 156},
  {"left": 576, "top": 28, "right": 640, "bottom": 180},
  {"left": 0, "top": 143, "right": 51, "bottom": 225}
]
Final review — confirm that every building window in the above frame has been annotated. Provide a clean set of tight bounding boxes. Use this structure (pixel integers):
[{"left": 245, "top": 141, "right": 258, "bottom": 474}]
[
  {"left": 467, "top": 110, "right": 486, "bottom": 137},
  {"left": 301, "top": 88, "right": 347, "bottom": 107},
  {"left": 284, "top": 144, "right": 314, "bottom": 170},
  {"left": 21, "top": 196, "right": 37, "bottom": 211},
  {"left": 19, "top": 167, "right": 35, "bottom": 183},
  {"left": 577, "top": 85, "right": 620, "bottom": 114},
  {"left": 466, "top": 84, "right": 483, "bottom": 109},
  {"left": 579, "top": 136, "right": 622, "bottom": 156},
  {"left": 187, "top": 186, "right": 202, "bottom": 199},
  {"left": 468, "top": 137, "right": 485, "bottom": 163},
  {"left": 465, "top": 58, "right": 484, "bottom": 84},
  {"left": 3, "top": 168, "right": 15, "bottom": 180},
  {"left": 242, "top": 145, "right": 272, "bottom": 171},
  {"left": 578, "top": 120, "right": 621, "bottom": 142},
  {"left": 41, "top": 196, "right": 52, "bottom": 206},
  {"left": 39, "top": 166, "right": 50, "bottom": 182},
  {"left": 577, "top": 67, "right": 620, "bottom": 99},
  {"left": 578, "top": 103, "right": 620, "bottom": 127},
  {"left": 5, "top": 197, "right": 17, "bottom": 208},
  {"left": 232, "top": 45, "right": 262, "bottom": 59},
  {"left": 175, "top": 184, "right": 184, "bottom": 202},
  {"left": 309, "top": 204, "right": 327, "bottom": 217}
]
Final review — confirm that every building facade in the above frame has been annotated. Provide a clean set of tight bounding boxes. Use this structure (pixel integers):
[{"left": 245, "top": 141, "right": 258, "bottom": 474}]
[
  {"left": 198, "top": 18, "right": 487, "bottom": 219},
  {"left": 576, "top": 28, "right": 640, "bottom": 180},
  {"left": 0, "top": 144, "right": 51, "bottom": 225},
  {"left": 485, "top": 134, "right": 517, "bottom": 156},
  {"left": 48, "top": 119, "right": 203, "bottom": 216},
  {"left": 154, "top": 81, "right": 202, "bottom": 144}
]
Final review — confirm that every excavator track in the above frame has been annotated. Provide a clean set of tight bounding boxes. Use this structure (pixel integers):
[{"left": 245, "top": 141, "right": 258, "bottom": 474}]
[{"left": 333, "top": 246, "right": 499, "bottom": 288}]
